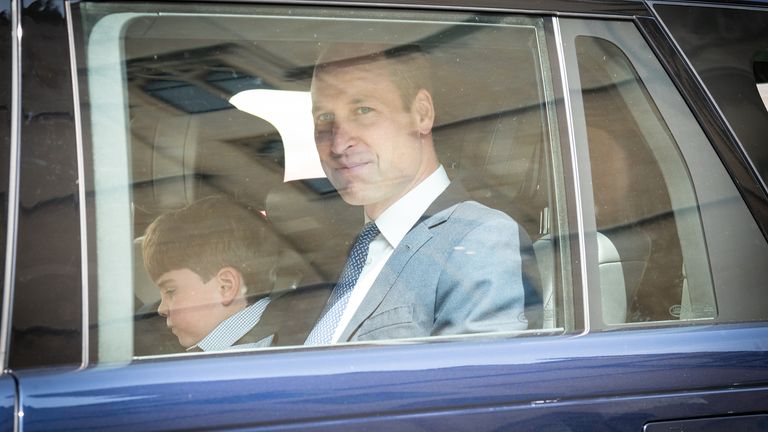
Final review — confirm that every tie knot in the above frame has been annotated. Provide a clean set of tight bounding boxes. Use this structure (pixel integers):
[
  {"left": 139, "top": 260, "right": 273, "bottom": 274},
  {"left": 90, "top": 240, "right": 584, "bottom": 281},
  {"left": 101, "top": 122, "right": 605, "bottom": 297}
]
[{"left": 358, "top": 222, "right": 380, "bottom": 245}]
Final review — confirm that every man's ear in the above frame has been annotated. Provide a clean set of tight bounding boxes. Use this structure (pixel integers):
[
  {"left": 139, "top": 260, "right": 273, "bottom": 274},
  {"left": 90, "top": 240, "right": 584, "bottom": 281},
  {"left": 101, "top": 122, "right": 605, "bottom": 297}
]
[
  {"left": 216, "top": 267, "right": 244, "bottom": 306},
  {"left": 412, "top": 89, "right": 435, "bottom": 135}
]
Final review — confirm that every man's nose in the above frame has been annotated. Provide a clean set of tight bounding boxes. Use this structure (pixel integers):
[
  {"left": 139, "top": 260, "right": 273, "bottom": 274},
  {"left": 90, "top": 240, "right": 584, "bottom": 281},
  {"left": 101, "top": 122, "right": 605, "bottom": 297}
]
[{"left": 330, "top": 121, "right": 355, "bottom": 156}]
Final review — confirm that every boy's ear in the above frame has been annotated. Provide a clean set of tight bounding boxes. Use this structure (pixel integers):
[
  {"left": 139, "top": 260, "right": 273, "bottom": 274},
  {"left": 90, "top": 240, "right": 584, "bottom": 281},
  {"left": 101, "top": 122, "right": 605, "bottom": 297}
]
[{"left": 217, "top": 267, "right": 244, "bottom": 306}]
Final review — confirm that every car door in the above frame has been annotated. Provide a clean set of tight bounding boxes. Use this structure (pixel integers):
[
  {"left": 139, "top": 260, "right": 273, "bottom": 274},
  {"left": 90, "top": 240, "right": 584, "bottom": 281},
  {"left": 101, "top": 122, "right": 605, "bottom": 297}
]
[{"left": 6, "top": 1, "right": 768, "bottom": 431}]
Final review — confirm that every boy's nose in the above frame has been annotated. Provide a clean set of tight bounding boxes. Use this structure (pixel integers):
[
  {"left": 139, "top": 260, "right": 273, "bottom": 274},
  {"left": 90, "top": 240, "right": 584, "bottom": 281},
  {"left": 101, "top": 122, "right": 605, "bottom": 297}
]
[{"left": 157, "top": 297, "right": 169, "bottom": 318}]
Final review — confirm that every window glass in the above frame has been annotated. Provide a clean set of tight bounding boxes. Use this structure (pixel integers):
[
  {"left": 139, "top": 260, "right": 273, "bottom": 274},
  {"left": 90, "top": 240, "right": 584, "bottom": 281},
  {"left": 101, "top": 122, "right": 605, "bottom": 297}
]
[
  {"left": 10, "top": 2, "right": 83, "bottom": 369},
  {"left": 654, "top": 5, "right": 768, "bottom": 190},
  {"left": 75, "top": 3, "right": 568, "bottom": 362},
  {"left": 575, "top": 36, "right": 713, "bottom": 324}
]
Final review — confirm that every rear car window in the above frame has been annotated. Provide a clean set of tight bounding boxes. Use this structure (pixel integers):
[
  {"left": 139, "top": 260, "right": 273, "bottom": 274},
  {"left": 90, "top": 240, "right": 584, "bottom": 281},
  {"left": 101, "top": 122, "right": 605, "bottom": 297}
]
[
  {"left": 576, "top": 35, "right": 713, "bottom": 324},
  {"left": 561, "top": 17, "right": 768, "bottom": 328}
]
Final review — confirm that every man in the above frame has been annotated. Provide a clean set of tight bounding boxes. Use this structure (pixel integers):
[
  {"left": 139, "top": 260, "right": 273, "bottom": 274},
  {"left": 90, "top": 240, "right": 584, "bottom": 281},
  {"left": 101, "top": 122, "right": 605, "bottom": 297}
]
[{"left": 305, "top": 44, "right": 529, "bottom": 344}]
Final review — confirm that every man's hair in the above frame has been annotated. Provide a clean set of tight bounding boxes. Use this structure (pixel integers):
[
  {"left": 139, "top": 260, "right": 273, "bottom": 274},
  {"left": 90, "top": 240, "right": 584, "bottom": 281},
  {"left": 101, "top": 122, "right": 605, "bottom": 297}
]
[
  {"left": 142, "top": 196, "right": 275, "bottom": 300},
  {"left": 313, "top": 43, "right": 432, "bottom": 109}
]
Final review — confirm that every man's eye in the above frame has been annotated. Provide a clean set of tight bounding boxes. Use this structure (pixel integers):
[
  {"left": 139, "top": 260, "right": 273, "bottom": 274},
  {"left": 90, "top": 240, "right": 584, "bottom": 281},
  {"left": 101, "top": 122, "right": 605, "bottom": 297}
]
[
  {"left": 356, "top": 106, "right": 373, "bottom": 115},
  {"left": 316, "top": 112, "right": 334, "bottom": 123}
]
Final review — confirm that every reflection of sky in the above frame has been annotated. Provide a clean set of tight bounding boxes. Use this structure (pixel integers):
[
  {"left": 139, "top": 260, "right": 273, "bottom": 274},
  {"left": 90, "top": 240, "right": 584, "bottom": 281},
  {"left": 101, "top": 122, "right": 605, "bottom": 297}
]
[
  {"left": 29, "top": 394, "right": 153, "bottom": 409},
  {"left": 230, "top": 90, "right": 326, "bottom": 182}
]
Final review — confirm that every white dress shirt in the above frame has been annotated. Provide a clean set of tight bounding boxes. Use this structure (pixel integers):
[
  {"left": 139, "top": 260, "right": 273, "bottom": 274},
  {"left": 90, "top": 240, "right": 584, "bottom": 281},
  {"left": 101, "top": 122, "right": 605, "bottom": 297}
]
[{"left": 331, "top": 165, "right": 450, "bottom": 342}]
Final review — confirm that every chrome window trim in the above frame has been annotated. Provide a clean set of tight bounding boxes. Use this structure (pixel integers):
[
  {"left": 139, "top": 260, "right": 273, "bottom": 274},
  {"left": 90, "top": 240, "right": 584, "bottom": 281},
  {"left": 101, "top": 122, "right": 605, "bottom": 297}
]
[
  {"left": 3, "top": 1, "right": 21, "bottom": 430},
  {"left": 65, "top": 0, "right": 90, "bottom": 370},
  {"left": 553, "top": 16, "right": 590, "bottom": 334},
  {"left": 204, "top": 0, "right": 642, "bottom": 20},
  {"left": 1, "top": 0, "right": 22, "bottom": 372}
]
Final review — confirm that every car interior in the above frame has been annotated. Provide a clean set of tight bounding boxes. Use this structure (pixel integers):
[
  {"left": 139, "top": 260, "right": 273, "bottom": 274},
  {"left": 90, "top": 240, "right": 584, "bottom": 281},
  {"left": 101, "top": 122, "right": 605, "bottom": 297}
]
[
  {"left": 116, "top": 10, "right": 697, "bottom": 356},
  {"left": 122, "top": 13, "right": 559, "bottom": 355}
]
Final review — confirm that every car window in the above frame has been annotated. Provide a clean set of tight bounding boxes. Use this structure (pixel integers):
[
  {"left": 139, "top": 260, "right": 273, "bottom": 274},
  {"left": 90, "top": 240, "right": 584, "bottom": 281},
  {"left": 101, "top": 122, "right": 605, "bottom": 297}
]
[
  {"left": 654, "top": 4, "right": 768, "bottom": 191},
  {"left": 8, "top": 1, "right": 83, "bottom": 370},
  {"left": 575, "top": 35, "right": 713, "bottom": 325},
  {"left": 561, "top": 18, "right": 768, "bottom": 328},
  {"left": 73, "top": 3, "right": 571, "bottom": 363}
]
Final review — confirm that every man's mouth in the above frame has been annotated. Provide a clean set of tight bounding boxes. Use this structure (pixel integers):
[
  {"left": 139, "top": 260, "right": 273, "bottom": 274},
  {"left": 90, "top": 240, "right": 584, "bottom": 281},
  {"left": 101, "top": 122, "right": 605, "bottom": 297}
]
[{"left": 336, "top": 161, "right": 370, "bottom": 174}]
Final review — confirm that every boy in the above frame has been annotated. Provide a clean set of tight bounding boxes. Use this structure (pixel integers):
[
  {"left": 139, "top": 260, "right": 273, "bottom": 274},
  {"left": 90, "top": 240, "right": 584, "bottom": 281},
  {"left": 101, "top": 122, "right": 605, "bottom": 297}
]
[{"left": 142, "top": 195, "right": 277, "bottom": 352}]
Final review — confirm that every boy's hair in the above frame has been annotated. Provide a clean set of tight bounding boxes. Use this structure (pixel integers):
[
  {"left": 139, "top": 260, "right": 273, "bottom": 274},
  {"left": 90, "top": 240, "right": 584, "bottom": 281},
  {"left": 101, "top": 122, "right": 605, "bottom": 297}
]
[{"left": 142, "top": 196, "right": 275, "bottom": 300}]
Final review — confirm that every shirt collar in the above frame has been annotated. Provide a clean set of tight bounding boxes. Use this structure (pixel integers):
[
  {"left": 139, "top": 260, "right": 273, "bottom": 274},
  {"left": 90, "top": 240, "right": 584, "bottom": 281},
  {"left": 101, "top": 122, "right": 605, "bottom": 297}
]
[
  {"left": 372, "top": 165, "right": 450, "bottom": 248},
  {"left": 191, "top": 296, "right": 271, "bottom": 352}
]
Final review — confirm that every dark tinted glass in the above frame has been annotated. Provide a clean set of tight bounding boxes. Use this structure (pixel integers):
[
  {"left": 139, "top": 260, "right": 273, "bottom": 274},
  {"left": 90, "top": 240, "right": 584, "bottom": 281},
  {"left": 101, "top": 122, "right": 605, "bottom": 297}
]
[
  {"left": 656, "top": 5, "right": 768, "bottom": 190},
  {"left": 9, "top": 2, "right": 82, "bottom": 369}
]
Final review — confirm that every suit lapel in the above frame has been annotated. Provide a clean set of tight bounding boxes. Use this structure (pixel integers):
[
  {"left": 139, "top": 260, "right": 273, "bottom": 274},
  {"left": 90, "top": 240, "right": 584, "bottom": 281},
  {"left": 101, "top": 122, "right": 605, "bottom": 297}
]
[
  {"left": 338, "top": 179, "right": 471, "bottom": 342},
  {"left": 338, "top": 221, "right": 434, "bottom": 341},
  {"left": 338, "top": 198, "right": 463, "bottom": 341}
]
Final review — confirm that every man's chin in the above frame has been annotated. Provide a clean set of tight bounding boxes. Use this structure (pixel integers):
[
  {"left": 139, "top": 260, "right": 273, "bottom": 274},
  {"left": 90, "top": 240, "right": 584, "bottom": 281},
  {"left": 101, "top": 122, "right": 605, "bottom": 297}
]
[{"left": 335, "top": 187, "right": 370, "bottom": 207}]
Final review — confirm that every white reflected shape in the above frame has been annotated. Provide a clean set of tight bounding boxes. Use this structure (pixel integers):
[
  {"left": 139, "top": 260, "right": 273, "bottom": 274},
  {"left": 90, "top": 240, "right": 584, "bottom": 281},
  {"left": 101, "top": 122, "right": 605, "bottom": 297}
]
[
  {"left": 230, "top": 90, "right": 326, "bottom": 182},
  {"left": 759, "top": 83, "right": 768, "bottom": 113}
]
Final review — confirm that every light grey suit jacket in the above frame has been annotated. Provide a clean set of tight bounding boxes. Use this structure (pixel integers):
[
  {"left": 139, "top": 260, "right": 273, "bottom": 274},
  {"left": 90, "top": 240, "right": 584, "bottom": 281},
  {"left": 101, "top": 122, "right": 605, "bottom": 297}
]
[{"left": 339, "top": 196, "right": 528, "bottom": 342}]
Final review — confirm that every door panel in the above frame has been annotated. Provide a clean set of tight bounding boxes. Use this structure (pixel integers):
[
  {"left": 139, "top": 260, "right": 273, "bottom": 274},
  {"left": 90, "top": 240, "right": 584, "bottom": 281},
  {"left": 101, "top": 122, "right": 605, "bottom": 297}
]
[
  {"left": 645, "top": 415, "right": 768, "bottom": 432},
  {"left": 14, "top": 324, "right": 768, "bottom": 431},
  {"left": 0, "top": 376, "right": 15, "bottom": 431}
]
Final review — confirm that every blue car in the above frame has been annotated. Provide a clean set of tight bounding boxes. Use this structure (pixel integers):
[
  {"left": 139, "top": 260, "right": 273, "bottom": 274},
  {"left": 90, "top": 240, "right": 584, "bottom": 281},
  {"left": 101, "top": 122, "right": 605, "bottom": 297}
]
[{"left": 1, "top": 0, "right": 767, "bottom": 430}]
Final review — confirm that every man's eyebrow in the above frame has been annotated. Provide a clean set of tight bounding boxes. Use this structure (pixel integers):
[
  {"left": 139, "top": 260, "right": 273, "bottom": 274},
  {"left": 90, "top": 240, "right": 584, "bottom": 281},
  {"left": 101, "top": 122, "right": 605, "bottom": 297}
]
[{"left": 312, "top": 97, "right": 370, "bottom": 114}]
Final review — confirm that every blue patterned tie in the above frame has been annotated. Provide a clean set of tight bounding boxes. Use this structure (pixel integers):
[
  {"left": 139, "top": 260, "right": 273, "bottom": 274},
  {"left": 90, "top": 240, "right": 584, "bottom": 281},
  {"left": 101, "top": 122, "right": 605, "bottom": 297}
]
[{"left": 305, "top": 222, "right": 380, "bottom": 345}]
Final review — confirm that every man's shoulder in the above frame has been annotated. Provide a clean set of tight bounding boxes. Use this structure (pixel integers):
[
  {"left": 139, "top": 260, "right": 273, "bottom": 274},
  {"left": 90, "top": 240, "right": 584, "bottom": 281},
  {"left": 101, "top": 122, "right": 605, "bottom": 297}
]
[{"left": 435, "top": 200, "right": 518, "bottom": 228}]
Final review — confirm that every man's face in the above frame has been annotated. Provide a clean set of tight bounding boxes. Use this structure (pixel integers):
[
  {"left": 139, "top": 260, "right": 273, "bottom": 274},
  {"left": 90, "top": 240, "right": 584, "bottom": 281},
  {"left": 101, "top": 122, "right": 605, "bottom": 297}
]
[
  {"left": 311, "top": 60, "right": 434, "bottom": 218},
  {"left": 156, "top": 268, "right": 227, "bottom": 348}
]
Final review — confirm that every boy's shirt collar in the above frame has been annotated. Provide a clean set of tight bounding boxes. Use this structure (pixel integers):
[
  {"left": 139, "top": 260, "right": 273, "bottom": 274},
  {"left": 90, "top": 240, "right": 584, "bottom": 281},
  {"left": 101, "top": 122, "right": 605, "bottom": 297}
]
[{"left": 190, "top": 296, "right": 271, "bottom": 352}]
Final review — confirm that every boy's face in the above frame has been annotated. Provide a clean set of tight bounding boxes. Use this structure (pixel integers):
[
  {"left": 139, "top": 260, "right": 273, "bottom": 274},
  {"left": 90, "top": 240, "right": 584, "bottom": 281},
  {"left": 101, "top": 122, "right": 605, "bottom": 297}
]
[{"left": 155, "top": 268, "right": 230, "bottom": 348}]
